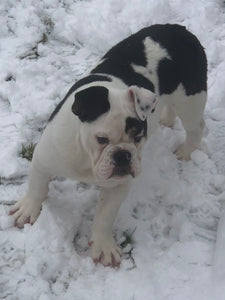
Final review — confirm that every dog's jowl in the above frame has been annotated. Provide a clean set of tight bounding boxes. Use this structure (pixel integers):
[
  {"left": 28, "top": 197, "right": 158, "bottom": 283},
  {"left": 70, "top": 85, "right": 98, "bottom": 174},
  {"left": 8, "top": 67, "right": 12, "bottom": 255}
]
[{"left": 10, "top": 24, "right": 207, "bottom": 267}]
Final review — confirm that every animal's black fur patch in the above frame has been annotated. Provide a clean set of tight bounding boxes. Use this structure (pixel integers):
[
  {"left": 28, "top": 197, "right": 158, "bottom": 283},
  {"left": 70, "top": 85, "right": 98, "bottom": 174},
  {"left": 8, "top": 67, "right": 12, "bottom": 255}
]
[
  {"left": 49, "top": 75, "right": 112, "bottom": 121},
  {"left": 72, "top": 86, "right": 110, "bottom": 122},
  {"left": 92, "top": 24, "right": 207, "bottom": 96},
  {"left": 125, "top": 117, "right": 147, "bottom": 138},
  {"left": 147, "top": 24, "right": 207, "bottom": 96},
  {"left": 91, "top": 34, "right": 155, "bottom": 92},
  {"left": 92, "top": 60, "right": 155, "bottom": 92}
]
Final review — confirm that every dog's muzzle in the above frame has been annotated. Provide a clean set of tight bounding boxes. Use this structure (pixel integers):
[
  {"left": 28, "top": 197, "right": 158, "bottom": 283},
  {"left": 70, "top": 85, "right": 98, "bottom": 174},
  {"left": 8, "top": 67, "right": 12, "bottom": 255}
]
[
  {"left": 94, "top": 143, "right": 140, "bottom": 181},
  {"left": 111, "top": 149, "right": 134, "bottom": 178}
]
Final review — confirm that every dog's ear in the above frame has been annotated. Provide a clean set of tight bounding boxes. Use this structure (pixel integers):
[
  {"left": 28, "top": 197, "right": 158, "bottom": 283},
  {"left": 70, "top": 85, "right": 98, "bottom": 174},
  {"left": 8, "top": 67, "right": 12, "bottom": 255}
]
[
  {"left": 72, "top": 86, "right": 110, "bottom": 122},
  {"left": 128, "top": 86, "right": 157, "bottom": 121}
]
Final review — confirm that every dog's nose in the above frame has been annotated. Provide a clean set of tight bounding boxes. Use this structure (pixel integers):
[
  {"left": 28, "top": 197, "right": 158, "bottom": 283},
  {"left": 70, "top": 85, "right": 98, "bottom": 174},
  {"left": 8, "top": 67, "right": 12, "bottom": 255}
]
[{"left": 113, "top": 150, "right": 132, "bottom": 166}]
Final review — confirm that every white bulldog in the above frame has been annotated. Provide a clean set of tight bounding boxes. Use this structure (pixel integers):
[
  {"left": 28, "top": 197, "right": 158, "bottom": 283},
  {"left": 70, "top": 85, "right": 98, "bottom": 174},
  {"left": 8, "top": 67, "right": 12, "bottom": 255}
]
[{"left": 10, "top": 24, "right": 207, "bottom": 267}]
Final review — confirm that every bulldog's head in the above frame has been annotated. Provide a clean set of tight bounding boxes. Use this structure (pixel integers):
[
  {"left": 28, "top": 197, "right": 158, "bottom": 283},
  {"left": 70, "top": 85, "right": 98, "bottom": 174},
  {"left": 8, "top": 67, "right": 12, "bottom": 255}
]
[{"left": 72, "top": 84, "right": 156, "bottom": 186}]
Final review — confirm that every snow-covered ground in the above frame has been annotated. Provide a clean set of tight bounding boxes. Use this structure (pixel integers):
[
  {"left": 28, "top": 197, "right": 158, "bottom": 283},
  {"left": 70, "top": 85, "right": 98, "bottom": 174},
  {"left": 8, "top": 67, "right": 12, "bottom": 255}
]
[{"left": 0, "top": 0, "right": 225, "bottom": 299}]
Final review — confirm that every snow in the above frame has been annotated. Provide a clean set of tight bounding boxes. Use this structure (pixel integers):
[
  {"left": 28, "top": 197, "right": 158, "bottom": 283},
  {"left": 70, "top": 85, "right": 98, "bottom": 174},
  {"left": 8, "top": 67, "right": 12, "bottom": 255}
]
[{"left": 0, "top": 0, "right": 225, "bottom": 299}]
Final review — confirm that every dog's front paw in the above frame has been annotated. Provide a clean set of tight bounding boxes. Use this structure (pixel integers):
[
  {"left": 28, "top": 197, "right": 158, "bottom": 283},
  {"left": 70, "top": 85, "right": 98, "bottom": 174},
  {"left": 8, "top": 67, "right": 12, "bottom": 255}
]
[
  {"left": 9, "top": 197, "right": 42, "bottom": 228},
  {"left": 175, "top": 143, "right": 191, "bottom": 161},
  {"left": 89, "top": 236, "right": 122, "bottom": 267}
]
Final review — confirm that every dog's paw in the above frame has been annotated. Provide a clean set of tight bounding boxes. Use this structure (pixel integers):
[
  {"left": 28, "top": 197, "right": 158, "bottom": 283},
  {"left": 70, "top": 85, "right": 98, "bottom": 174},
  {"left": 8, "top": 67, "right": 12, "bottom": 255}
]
[
  {"left": 175, "top": 143, "right": 191, "bottom": 161},
  {"left": 89, "top": 236, "right": 122, "bottom": 267},
  {"left": 9, "top": 197, "right": 42, "bottom": 228}
]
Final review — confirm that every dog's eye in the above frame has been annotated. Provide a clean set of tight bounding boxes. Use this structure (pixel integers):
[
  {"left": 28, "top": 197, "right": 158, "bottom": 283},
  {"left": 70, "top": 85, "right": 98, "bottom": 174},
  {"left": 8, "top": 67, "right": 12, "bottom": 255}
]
[
  {"left": 97, "top": 136, "right": 109, "bottom": 145},
  {"left": 134, "top": 136, "right": 142, "bottom": 143}
]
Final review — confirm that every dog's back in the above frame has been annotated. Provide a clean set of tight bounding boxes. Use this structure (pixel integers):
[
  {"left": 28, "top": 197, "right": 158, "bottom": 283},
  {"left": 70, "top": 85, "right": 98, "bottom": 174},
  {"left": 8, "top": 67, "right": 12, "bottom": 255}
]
[{"left": 92, "top": 24, "right": 207, "bottom": 98}]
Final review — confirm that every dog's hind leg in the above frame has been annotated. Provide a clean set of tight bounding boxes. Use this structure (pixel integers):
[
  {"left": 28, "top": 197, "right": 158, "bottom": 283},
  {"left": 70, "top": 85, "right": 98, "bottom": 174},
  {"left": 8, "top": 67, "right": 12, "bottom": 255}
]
[
  {"left": 175, "top": 119, "right": 205, "bottom": 160},
  {"left": 174, "top": 90, "right": 207, "bottom": 160},
  {"left": 160, "top": 104, "right": 176, "bottom": 128}
]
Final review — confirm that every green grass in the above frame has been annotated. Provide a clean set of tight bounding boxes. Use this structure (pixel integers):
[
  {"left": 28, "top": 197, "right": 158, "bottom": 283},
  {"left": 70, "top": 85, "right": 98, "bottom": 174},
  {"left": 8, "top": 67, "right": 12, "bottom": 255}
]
[
  {"left": 19, "top": 143, "right": 36, "bottom": 161},
  {"left": 120, "top": 228, "right": 136, "bottom": 263}
]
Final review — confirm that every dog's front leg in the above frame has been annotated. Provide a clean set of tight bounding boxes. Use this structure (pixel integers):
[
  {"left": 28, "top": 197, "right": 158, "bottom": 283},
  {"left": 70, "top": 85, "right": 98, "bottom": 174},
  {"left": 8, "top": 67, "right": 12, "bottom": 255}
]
[
  {"left": 9, "top": 157, "right": 51, "bottom": 228},
  {"left": 90, "top": 182, "right": 130, "bottom": 267}
]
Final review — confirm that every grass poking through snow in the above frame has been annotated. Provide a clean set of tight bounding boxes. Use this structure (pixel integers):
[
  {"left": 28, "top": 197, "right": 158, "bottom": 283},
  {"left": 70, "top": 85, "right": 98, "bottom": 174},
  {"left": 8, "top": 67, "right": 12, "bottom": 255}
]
[{"left": 19, "top": 143, "right": 36, "bottom": 161}]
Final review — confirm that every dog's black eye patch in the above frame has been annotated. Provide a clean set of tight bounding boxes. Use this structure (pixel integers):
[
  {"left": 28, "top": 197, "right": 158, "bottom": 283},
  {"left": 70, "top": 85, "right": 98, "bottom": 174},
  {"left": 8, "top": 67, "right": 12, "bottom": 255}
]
[
  {"left": 125, "top": 117, "right": 147, "bottom": 138},
  {"left": 72, "top": 86, "right": 110, "bottom": 122}
]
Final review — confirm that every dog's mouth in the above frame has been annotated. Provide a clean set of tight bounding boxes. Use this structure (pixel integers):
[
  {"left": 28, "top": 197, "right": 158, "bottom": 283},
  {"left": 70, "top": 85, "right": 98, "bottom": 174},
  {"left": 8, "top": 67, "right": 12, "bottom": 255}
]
[{"left": 110, "top": 165, "right": 135, "bottom": 179}]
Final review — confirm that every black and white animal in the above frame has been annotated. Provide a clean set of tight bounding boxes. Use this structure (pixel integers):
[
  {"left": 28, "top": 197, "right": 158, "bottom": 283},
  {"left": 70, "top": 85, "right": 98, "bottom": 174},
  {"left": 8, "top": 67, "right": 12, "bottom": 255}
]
[{"left": 10, "top": 24, "right": 207, "bottom": 267}]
